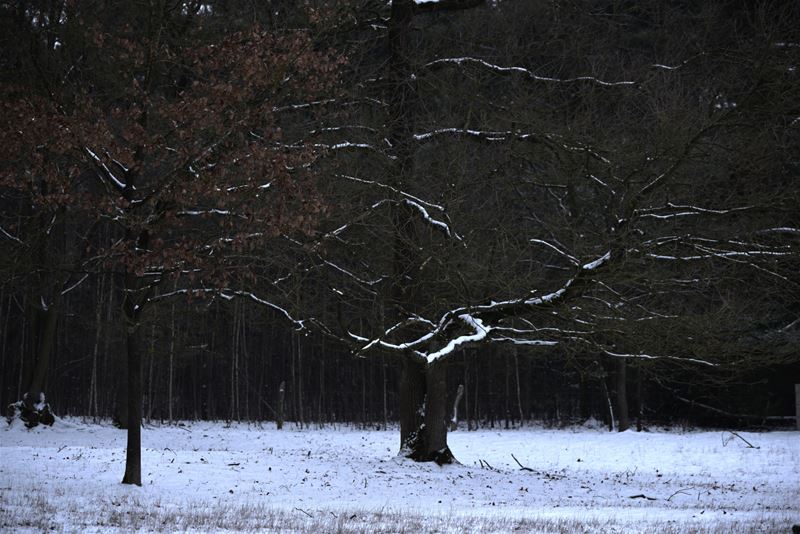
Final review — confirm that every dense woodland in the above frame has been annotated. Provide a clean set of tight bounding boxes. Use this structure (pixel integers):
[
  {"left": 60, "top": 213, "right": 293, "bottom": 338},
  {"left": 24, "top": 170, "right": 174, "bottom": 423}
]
[{"left": 1, "top": 0, "right": 799, "bottom": 482}]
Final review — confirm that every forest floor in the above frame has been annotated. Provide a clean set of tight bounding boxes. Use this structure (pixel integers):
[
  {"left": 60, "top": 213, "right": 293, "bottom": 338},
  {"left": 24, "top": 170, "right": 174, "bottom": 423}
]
[{"left": 1, "top": 418, "right": 798, "bottom": 533}]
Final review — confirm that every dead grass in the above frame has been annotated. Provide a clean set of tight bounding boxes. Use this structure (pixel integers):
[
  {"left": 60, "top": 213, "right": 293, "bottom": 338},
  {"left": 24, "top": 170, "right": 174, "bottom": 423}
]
[{"left": 0, "top": 489, "right": 791, "bottom": 534}]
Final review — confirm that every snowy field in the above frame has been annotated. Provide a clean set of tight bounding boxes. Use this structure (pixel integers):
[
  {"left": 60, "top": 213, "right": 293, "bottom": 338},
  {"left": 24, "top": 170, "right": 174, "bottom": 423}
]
[{"left": 1, "top": 419, "right": 798, "bottom": 533}]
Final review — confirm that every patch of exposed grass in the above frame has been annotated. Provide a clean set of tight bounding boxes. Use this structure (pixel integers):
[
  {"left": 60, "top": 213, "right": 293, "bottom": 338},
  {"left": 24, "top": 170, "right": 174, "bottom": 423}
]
[{"left": 0, "top": 490, "right": 791, "bottom": 534}]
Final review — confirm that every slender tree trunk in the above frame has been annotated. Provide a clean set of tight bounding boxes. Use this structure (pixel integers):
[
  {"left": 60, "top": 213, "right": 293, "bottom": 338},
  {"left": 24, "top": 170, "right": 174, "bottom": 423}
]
[
  {"left": 89, "top": 276, "right": 103, "bottom": 420},
  {"left": 598, "top": 362, "right": 615, "bottom": 432},
  {"left": 473, "top": 352, "right": 479, "bottom": 428},
  {"left": 514, "top": 349, "right": 524, "bottom": 427},
  {"left": 636, "top": 364, "right": 643, "bottom": 432},
  {"left": 168, "top": 302, "right": 175, "bottom": 424},
  {"left": 504, "top": 353, "right": 510, "bottom": 429},
  {"left": 121, "top": 324, "right": 142, "bottom": 486},
  {"left": 795, "top": 384, "right": 800, "bottom": 431},
  {"left": 290, "top": 334, "right": 296, "bottom": 424},
  {"left": 242, "top": 306, "right": 249, "bottom": 422},
  {"left": 230, "top": 303, "right": 238, "bottom": 422},
  {"left": 382, "top": 356, "right": 388, "bottom": 430},
  {"left": 450, "top": 383, "right": 464, "bottom": 431},
  {"left": 102, "top": 277, "right": 114, "bottom": 420},
  {"left": 318, "top": 358, "right": 325, "bottom": 428},
  {"left": 0, "top": 294, "right": 7, "bottom": 411},
  {"left": 579, "top": 370, "right": 590, "bottom": 421},
  {"left": 146, "top": 324, "right": 155, "bottom": 423},
  {"left": 296, "top": 334, "right": 303, "bottom": 428},
  {"left": 17, "top": 301, "right": 26, "bottom": 403},
  {"left": 361, "top": 358, "right": 367, "bottom": 428},
  {"left": 616, "top": 358, "right": 630, "bottom": 432},
  {"left": 464, "top": 356, "right": 471, "bottom": 431},
  {"left": 276, "top": 380, "right": 285, "bottom": 430}
]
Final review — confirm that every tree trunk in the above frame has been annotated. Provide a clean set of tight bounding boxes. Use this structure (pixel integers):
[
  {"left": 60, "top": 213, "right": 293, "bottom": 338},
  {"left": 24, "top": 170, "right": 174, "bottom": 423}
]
[
  {"left": 424, "top": 362, "right": 452, "bottom": 463},
  {"left": 616, "top": 358, "right": 630, "bottom": 432},
  {"left": 121, "top": 324, "right": 142, "bottom": 486},
  {"left": 795, "top": 384, "right": 800, "bottom": 431},
  {"left": 276, "top": 380, "right": 285, "bottom": 430},
  {"left": 514, "top": 349, "right": 524, "bottom": 427},
  {"left": 399, "top": 359, "right": 455, "bottom": 464},
  {"left": 579, "top": 370, "right": 590, "bottom": 421},
  {"left": 450, "top": 383, "right": 464, "bottom": 431},
  {"left": 24, "top": 295, "right": 60, "bottom": 411},
  {"left": 121, "top": 227, "right": 148, "bottom": 486},
  {"left": 382, "top": 356, "right": 388, "bottom": 430},
  {"left": 399, "top": 358, "right": 425, "bottom": 453},
  {"left": 636, "top": 363, "right": 643, "bottom": 432}
]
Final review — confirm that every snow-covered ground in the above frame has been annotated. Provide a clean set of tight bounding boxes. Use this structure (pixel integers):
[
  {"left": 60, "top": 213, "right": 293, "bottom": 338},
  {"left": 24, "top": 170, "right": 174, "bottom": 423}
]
[{"left": 1, "top": 418, "right": 798, "bottom": 533}]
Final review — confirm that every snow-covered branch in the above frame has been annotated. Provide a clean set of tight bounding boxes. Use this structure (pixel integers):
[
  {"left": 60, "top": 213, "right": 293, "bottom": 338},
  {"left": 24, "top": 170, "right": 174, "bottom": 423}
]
[
  {"left": 413, "top": 128, "right": 612, "bottom": 164},
  {"left": 85, "top": 146, "right": 126, "bottom": 191},
  {"left": 424, "top": 314, "right": 489, "bottom": 363},
  {"left": 149, "top": 288, "right": 305, "bottom": 329},
  {"left": 425, "top": 57, "right": 636, "bottom": 87},
  {"left": 338, "top": 175, "right": 445, "bottom": 211},
  {"left": 529, "top": 239, "right": 579, "bottom": 265},
  {"left": 0, "top": 224, "right": 23, "bottom": 244},
  {"left": 604, "top": 350, "right": 717, "bottom": 367},
  {"left": 635, "top": 203, "right": 754, "bottom": 220}
]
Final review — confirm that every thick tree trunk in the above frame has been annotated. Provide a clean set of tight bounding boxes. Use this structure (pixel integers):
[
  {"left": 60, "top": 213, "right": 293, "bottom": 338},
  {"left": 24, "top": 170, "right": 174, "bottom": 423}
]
[
  {"left": 121, "top": 227, "right": 147, "bottom": 486},
  {"left": 399, "top": 358, "right": 425, "bottom": 452},
  {"left": 24, "top": 302, "right": 59, "bottom": 411},
  {"left": 399, "top": 359, "right": 455, "bottom": 464},
  {"left": 616, "top": 358, "right": 630, "bottom": 432},
  {"left": 424, "top": 362, "right": 452, "bottom": 463},
  {"left": 121, "top": 325, "right": 142, "bottom": 486}
]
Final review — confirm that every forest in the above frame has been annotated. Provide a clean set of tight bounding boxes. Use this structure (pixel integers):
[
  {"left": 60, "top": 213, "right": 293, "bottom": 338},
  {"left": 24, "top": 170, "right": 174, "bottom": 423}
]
[{"left": 1, "top": 0, "right": 798, "bottom": 487}]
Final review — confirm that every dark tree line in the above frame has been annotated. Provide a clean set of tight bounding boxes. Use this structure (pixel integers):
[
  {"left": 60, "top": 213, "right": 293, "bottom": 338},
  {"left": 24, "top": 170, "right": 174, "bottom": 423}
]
[{"left": 1, "top": 0, "right": 799, "bottom": 481}]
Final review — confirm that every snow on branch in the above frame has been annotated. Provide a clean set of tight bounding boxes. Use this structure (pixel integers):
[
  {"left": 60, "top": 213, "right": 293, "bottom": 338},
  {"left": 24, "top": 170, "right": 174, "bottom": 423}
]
[
  {"left": 177, "top": 209, "right": 245, "bottom": 218},
  {"left": 604, "top": 350, "right": 717, "bottom": 367},
  {"left": 403, "top": 198, "right": 462, "bottom": 240},
  {"left": 271, "top": 98, "right": 387, "bottom": 113},
  {"left": 352, "top": 246, "right": 615, "bottom": 360},
  {"left": 424, "top": 314, "right": 489, "bottom": 363},
  {"left": 650, "top": 53, "right": 706, "bottom": 71},
  {"left": 646, "top": 250, "right": 792, "bottom": 261},
  {"left": 0, "top": 224, "right": 23, "bottom": 244},
  {"left": 348, "top": 330, "right": 431, "bottom": 360},
  {"left": 758, "top": 227, "right": 800, "bottom": 236},
  {"left": 149, "top": 288, "right": 304, "bottom": 329},
  {"left": 338, "top": 174, "right": 445, "bottom": 211},
  {"left": 491, "top": 337, "right": 558, "bottom": 346},
  {"left": 413, "top": 128, "right": 612, "bottom": 164},
  {"left": 85, "top": 146, "right": 126, "bottom": 191},
  {"left": 282, "top": 141, "right": 396, "bottom": 161},
  {"left": 530, "top": 239, "right": 579, "bottom": 265},
  {"left": 229, "top": 290, "right": 305, "bottom": 329},
  {"left": 60, "top": 274, "right": 89, "bottom": 296},
  {"left": 323, "top": 194, "right": 460, "bottom": 243},
  {"left": 322, "top": 259, "right": 384, "bottom": 288},
  {"left": 425, "top": 57, "right": 636, "bottom": 87},
  {"left": 635, "top": 203, "right": 754, "bottom": 220},
  {"left": 582, "top": 251, "right": 611, "bottom": 271}
]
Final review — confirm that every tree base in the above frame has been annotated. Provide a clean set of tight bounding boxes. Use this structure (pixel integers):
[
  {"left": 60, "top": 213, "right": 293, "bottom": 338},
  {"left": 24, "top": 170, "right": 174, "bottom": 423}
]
[
  {"left": 401, "top": 425, "right": 456, "bottom": 465},
  {"left": 6, "top": 394, "right": 55, "bottom": 428}
]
